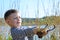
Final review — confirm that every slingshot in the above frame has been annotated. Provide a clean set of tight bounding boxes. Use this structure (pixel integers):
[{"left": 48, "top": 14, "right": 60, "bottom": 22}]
[{"left": 37, "top": 24, "right": 56, "bottom": 38}]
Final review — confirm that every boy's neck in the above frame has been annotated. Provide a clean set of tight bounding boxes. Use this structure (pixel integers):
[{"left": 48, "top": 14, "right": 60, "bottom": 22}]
[{"left": 11, "top": 26, "right": 21, "bottom": 28}]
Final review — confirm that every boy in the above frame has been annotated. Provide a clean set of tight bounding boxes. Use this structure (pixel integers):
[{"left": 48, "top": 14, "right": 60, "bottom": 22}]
[{"left": 4, "top": 9, "right": 47, "bottom": 40}]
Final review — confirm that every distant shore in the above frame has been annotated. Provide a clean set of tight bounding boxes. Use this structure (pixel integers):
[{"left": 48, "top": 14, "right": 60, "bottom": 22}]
[{"left": 0, "top": 16, "right": 60, "bottom": 26}]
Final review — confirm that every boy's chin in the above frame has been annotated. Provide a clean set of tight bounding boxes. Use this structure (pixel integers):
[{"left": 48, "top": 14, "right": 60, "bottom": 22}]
[
  {"left": 15, "top": 25, "right": 20, "bottom": 28},
  {"left": 14, "top": 24, "right": 21, "bottom": 27},
  {"left": 17, "top": 24, "right": 21, "bottom": 27}
]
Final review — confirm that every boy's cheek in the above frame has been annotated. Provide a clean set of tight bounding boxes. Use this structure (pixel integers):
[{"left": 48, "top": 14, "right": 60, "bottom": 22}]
[
  {"left": 13, "top": 21, "right": 17, "bottom": 25},
  {"left": 13, "top": 20, "right": 21, "bottom": 26},
  {"left": 13, "top": 20, "right": 17, "bottom": 23}
]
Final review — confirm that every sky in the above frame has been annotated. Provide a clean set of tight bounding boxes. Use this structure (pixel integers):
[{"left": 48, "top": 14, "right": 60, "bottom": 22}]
[{"left": 0, "top": 0, "right": 60, "bottom": 18}]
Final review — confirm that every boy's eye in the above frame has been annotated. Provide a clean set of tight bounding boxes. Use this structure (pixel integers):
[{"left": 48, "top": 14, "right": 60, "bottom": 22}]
[
  {"left": 19, "top": 16, "right": 21, "bottom": 18},
  {"left": 13, "top": 17, "right": 17, "bottom": 19},
  {"left": 13, "top": 17, "right": 21, "bottom": 19}
]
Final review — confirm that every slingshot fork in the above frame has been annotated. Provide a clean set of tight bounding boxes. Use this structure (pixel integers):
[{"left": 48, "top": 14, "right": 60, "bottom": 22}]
[{"left": 37, "top": 25, "right": 56, "bottom": 38}]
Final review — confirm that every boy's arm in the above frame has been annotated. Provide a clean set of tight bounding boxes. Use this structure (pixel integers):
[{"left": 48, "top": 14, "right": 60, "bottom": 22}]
[
  {"left": 11, "top": 27, "right": 38, "bottom": 38},
  {"left": 23, "top": 27, "right": 38, "bottom": 40},
  {"left": 27, "top": 28, "right": 40, "bottom": 40},
  {"left": 24, "top": 27, "right": 40, "bottom": 37},
  {"left": 24, "top": 28, "right": 35, "bottom": 37}
]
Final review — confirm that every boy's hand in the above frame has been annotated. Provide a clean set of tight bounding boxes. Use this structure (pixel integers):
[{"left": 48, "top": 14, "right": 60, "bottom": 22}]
[
  {"left": 36, "top": 29, "right": 48, "bottom": 38},
  {"left": 33, "top": 27, "right": 40, "bottom": 34}
]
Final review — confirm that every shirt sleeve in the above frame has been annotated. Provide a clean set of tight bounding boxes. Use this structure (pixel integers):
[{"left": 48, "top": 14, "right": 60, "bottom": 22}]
[{"left": 24, "top": 28, "right": 35, "bottom": 37}]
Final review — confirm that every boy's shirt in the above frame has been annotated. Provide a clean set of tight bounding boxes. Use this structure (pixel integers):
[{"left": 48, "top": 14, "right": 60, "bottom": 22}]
[{"left": 11, "top": 26, "right": 36, "bottom": 40}]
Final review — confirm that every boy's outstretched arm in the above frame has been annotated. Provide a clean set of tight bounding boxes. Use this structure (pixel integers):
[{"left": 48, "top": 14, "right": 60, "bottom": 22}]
[{"left": 24, "top": 27, "right": 41, "bottom": 40}]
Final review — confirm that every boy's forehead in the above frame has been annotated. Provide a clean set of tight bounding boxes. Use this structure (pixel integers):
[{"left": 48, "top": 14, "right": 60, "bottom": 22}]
[{"left": 9, "top": 13, "right": 21, "bottom": 17}]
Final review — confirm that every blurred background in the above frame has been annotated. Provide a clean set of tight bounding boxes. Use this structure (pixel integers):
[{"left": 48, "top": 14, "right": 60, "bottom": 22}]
[{"left": 0, "top": 0, "right": 60, "bottom": 40}]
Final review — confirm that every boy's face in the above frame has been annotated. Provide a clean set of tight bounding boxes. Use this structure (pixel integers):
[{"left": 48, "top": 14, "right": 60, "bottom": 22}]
[{"left": 6, "top": 12, "right": 22, "bottom": 27}]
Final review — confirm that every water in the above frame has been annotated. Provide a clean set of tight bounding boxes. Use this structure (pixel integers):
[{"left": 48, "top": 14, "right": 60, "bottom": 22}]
[{"left": 0, "top": 25, "right": 60, "bottom": 40}]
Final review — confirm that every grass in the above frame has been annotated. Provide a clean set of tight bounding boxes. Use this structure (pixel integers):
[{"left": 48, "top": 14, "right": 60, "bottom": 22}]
[
  {"left": 7, "top": 34, "right": 12, "bottom": 40},
  {"left": 50, "top": 33, "right": 57, "bottom": 40},
  {"left": 0, "top": 34, "right": 12, "bottom": 40},
  {"left": 0, "top": 35, "right": 3, "bottom": 40}
]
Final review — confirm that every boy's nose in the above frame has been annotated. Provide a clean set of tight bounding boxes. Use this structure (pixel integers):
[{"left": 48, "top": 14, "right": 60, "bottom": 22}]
[
  {"left": 18, "top": 18, "right": 21, "bottom": 21},
  {"left": 18, "top": 18, "right": 22, "bottom": 22}
]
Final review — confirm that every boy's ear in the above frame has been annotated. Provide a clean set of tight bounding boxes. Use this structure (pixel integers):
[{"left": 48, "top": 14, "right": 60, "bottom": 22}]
[{"left": 5, "top": 19, "right": 10, "bottom": 24}]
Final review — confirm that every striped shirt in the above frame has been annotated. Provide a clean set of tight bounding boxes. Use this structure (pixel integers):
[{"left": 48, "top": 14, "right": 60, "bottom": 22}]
[{"left": 11, "top": 26, "right": 35, "bottom": 40}]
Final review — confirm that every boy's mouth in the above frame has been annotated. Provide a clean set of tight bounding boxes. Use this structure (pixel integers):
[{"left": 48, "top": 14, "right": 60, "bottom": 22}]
[{"left": 17, "top": 22, "right": 21, "bottom": 24}]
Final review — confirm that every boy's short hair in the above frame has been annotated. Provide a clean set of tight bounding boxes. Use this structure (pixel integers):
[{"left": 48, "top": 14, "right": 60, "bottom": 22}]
[{"left": 4, "top": 9, "right": 18, "bottom": 20}]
